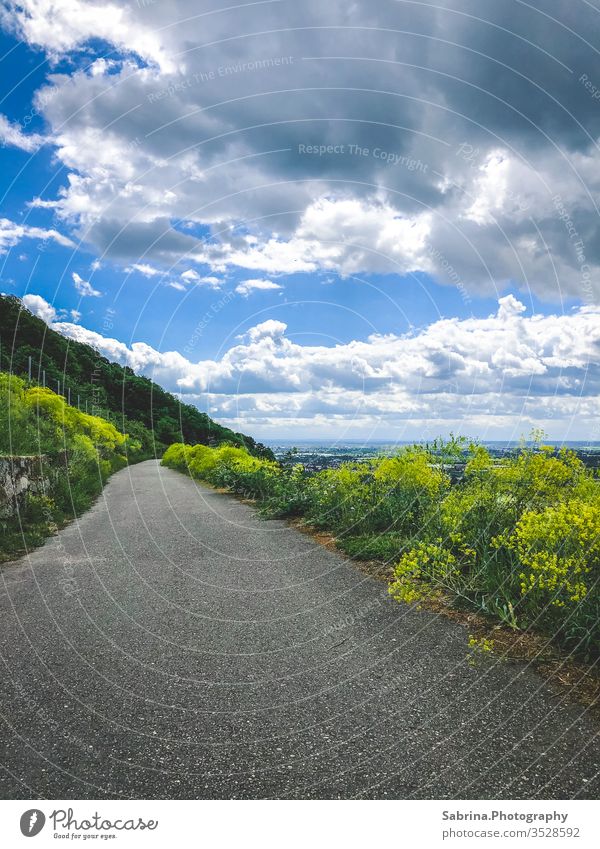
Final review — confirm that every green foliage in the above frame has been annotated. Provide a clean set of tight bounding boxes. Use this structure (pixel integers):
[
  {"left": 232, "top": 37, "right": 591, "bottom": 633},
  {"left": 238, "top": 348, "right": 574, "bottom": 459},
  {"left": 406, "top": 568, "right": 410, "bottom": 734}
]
[
  {"left": 389, "top": 541, "right": 459, "bottom": 605},
  {"left": 0, "top": 294, "right": 273, "bottom": 460},
  {"left": 163, "top": 442, "right": 285, "bottom": 504},
  {"left": 300, "top": 447, "right": 448, "bottom": 539},
  {"left": 335, "top": 533, "right": 407, "bottom": 561},
  {"left": 502, "top": 497, "right": 600, "bottom": 655},
  {"left": 0, "top": 373, "right": 137, "bottom": 556},
  {"left": 164, "top": 435, "right": 600, "bottom": 658}
]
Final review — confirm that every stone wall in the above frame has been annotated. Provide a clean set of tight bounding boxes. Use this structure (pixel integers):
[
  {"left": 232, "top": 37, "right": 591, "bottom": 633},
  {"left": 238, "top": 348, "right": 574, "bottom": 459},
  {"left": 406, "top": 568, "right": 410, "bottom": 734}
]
[{"left": 0, "top": 455, "right": 50, "bottom": 519}]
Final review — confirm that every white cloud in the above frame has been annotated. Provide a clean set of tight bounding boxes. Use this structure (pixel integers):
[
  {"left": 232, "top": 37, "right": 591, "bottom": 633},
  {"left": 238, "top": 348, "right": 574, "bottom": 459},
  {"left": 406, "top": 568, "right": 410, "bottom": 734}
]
[
  {"left": 72, "top": 272, "right": 101, "bottom": 297},
  {"left": 497, "top": 294, "right": 527, "bottom": 320},
  {"left": 180, "top": 270, "right": 222, "bottom": 288},
  {"left": 0, "top": 217, "right": 75, "bottom": 253},
  {"left": 245, "top": 319, "right": 288, "bottom": 342},
  {"left": 0, "top": 113, "right": 44, "bottom": 152},
  {"left": 22, "top": 293, "right": 56, "bottom": 323},
  {"left": 235, "top": 278, "right": 284, "bottom": 296},
  {"left": 1, "top": 0, "right": 176, "bottom": 72},
  {"left": 70, "top": 309, "right": 81, "bottom": 322},
  {"left": 184, "top": 200, "right": 434, "bottom": 278},
  {"left": 127, "top": 263, "right": 162, "bottom": 278},
  {"left": 28, "top": 197, "right": 58, "bottom": 209},
  {"left": 463, "top": 151, "right": 511, "bottom": 226},
  {"left": 25, "top": 293, "right": 598, "bottom": 438}
]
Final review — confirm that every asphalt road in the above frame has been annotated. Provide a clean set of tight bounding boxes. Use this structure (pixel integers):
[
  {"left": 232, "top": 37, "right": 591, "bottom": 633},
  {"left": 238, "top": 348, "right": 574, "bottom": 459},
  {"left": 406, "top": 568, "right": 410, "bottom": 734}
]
[{"left": 1, "top": 459, "right": 599, "bottom": 799}]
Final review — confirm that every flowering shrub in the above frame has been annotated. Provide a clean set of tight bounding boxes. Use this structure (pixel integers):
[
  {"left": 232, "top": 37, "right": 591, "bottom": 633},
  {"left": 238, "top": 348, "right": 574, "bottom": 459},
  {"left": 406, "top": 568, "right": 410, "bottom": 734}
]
[
  {"left": 503, "top": 498, "right": 600, "bottom": 653},
  {"left": 1, "top": 374, "right": 139, "bottom": 554},
  {"left": 388, "top": 541, "right": 458, "bottom": 604},
  {"left": 302, "top": 447, "right": 448, "bottom": 537}
]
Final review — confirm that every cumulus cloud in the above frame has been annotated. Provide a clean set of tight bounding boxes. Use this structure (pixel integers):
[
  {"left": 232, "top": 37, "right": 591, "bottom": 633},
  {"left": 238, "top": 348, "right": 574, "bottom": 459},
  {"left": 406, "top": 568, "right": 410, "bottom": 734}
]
[
  {"left": 235, "top": 278, "right": 283, "bottom": 296},
  {"left": 72, "top": 272, "right": 101, "bottom": 297},
  {"left": 22, "top": 292, "right": 600, "bottom": 437},
  {"left": 5, "top": 1, "right": 600, "bottom": 301},
  {"left": 180, "top": 270, "right": 222, "bottom": 288},
  {"left": 126, "top": 263, "right": 162, "bottom": 278},
  {"left": 244, "top": 320, "right": 288, "bottom": 343},
  {"left": 0, "top": 114, "right": 44, "bottom": 152},
  {"left": 1, "top": 0, "right": 176, "bottom": 71},
  {"left": 497, "top": 294, "right": 527, "bottom": 320},
  {"left": 22, "top": 293, "right": 56, "bottom": 323},
  {"left": 0, "top": 217, "right": 75, "bottom": 253}
]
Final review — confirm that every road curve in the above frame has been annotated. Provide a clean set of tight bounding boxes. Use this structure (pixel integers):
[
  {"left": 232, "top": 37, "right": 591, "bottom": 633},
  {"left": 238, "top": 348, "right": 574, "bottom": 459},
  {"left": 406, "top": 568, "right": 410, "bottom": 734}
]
[{"left": 0, "top": 459, "right": 598, "bottom": 799}]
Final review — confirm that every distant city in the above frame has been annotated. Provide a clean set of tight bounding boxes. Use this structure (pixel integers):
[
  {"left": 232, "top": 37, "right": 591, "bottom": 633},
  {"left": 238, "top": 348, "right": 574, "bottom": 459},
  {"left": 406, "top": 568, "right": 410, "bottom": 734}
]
[{"left": 267, "top": 440, "right": 600, "bottom": 472}]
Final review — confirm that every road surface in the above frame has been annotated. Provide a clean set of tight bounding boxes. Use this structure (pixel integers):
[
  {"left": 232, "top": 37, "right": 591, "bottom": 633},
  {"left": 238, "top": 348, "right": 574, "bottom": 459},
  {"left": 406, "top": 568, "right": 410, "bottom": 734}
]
[{"left": 1, "top": 460, "right": 599, "bottom": 799}]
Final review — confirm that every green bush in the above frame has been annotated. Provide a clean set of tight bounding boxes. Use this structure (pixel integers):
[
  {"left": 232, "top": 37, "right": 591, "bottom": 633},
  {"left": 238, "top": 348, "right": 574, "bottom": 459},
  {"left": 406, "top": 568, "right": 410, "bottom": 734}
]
[
  {"left": 299, "top": 447, "right": 448, "bottom": 539},
  {"left": 501, "top": 496, "right": 600, "bottom": 655},
  {"left": 386, "top": 440, "right": 600, "bottom": 657},
  {"left": 0, "top": 373, "right": 139, "bottom": 553}
]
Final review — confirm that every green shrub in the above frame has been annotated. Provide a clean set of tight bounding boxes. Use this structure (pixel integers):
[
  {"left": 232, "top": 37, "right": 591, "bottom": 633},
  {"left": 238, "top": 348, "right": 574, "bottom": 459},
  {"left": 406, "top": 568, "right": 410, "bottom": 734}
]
[
  {"left": 389, "top": 541, "right": 459, "bottom": 605},
  {"left": 501, "top": 496, "right": 600, "bottom": 655},
  {"left": 0, "top": 373, "right": 138, "bottom": 553}
]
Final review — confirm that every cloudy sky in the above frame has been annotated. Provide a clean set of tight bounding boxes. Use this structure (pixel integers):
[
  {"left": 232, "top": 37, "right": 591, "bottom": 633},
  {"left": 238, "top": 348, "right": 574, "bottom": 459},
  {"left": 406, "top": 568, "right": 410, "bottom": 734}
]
[{"left": 1, "top": 0, "right": 600, "bottom": 440}]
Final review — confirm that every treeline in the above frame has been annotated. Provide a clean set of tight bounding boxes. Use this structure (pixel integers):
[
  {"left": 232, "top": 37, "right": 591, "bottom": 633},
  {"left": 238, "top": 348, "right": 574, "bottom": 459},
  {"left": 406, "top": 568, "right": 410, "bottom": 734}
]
[
  {"left": 0, "top": 295, "right": 273, "bottom": 459},
  {"left": 162, "top": 438, "right": 600, "bottom": 659}
]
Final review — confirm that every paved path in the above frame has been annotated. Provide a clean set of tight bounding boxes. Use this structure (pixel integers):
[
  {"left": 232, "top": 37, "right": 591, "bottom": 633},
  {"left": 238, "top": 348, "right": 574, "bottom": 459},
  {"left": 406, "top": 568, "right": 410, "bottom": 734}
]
[{"left": 1, "top": 460, "right": 599, "bottom": 799}]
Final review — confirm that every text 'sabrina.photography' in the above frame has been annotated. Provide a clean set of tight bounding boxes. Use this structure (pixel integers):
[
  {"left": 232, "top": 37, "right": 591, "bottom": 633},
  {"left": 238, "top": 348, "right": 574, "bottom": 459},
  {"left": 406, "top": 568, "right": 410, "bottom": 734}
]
[{"left": 0, "top": 1, "right": 599, "bottom": 846}]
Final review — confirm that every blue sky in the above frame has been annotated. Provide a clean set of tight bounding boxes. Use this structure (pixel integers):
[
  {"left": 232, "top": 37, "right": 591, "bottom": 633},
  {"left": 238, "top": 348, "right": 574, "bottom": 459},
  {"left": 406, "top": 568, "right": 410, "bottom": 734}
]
[{"left": 1, "top": 1, "right": 599, "bottom": 440}]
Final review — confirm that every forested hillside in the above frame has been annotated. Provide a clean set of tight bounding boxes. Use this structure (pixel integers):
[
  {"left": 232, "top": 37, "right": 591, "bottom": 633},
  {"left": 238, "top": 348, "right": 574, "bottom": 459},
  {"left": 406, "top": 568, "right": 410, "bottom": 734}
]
[{"left": 0, "top": 295, "right": 272, "bottom": 459}]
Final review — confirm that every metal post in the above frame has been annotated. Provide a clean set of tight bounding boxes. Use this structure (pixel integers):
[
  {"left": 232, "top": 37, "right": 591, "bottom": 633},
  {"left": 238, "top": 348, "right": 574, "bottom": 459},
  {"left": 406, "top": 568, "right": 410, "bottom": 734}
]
[
  {"left": 68, "top": 387, "right": 71, "bottom": 405},
  {"left": 28, "top": 356, "right": 32, "bottom": 381},
  {"left": 57, "top": 379, "right": 60, "bottom": 395},
  {"left": 42, "top": 370, "right": 46, "bottom": 388},
  {"left": 77, "top": 394, "right": 80, "bottom": 409}
]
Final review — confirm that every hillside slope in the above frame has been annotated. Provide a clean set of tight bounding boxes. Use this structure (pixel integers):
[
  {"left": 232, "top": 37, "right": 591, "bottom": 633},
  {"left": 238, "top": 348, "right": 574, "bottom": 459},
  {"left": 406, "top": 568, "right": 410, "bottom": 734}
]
[{"left": 0, "top": 295, "right": 272, "bottom": 459}]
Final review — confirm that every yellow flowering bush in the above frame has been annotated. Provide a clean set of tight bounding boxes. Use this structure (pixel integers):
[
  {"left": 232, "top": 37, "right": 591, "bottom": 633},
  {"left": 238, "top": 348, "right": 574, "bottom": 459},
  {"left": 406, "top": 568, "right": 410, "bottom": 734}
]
[
  {"left": 24, "top": 385, "right": 126, "bottom": 458},
  {"left": 1, "top": 374, "right": 136, "bottom": 554},
  {"left": 504, "top": 498, "right": 600, "bottom": 651},
  {"left": 389, "top": 541, "right": 459, "bottom": 605},
  {"left": 304, "top": 463, "right": 371, "bottom": 531},
  {"left": 162, "top": 442, "right": 283, "bottom": 501},
  {"left": 373, "top": 448, "right": 447, "bottom": 496}
]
